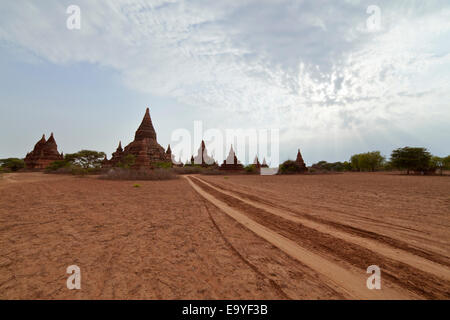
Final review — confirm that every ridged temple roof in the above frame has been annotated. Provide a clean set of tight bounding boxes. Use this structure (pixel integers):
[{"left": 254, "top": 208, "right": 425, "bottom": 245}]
[{"left": 135, "top": 107, "right": 157, "bottom": 141}]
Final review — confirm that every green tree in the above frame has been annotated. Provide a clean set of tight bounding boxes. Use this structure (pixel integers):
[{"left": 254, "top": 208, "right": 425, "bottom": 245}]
[
  {"left": 311, "top": 161, "right": 352, "bottom": 172},
  {"left": 429, "top": 156, "right": 444, "bottom": 175},
  {"left": 443, "top": 156, "right": 450, "bottom": 170},
  {"left": 350, "top": 151, "right": 385, "bottom": 172},
  {"left": 0, "top": 158, "right": 25, "bottom": 172},
  {"left": 342, "top": 161, "right": 352, "bottom": 171},
  {"left": 350, "top": 154, "right": 361, "bottom": 171},
  {"left": 390, "top": 147, "right": 431, "bottom": 174},
  {"left": 65, "top": 150, "right": 106, "bottom": 169},
  {"left": 358, "top": 151, "right": 385, "bottom": 172},
  {"left": 383, "top": 161, "right": 394, "bottom": 171}
]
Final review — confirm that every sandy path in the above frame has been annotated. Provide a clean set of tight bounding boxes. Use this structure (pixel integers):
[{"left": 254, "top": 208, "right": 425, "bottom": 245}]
[
  {"left": 200, "top": 174, "right": 450, "bottom": 260},
  {"left": 189, "top": 175, "right": 450, "bottom": 299},
  {"left": 185, "top": 176, "right": 416, "bottom": 299},
  {"left": 191, "top": 176, "right": 449, "bottom": 281}
]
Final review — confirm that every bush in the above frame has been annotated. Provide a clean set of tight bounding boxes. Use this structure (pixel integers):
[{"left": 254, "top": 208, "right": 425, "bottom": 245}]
[
  {"left": 45, "top": 160, "right": 71, "bottom": 172},
  {"left": 46, "top": 162, "right": 101, "bottom": 175},
  {"left": 100, "top": 168, "right": 177, "bottom": 180},
  {"left": 154, "top": 161, "right": 173, "bottom": 169},
  {"left": 244, "top": 164, "right": 259, "bottom": 174},
  {"left": 172, "top": 166, "right": 204, "bottom": 175},
  {"left": 201, "top": 168, "right": 225, "bottom": 175},
  {"left": 117, "top": 154, "right": 135, "bottom": 169},
  {"left": 278, "top": 160, "right": 307, "bottom": 174},
  {"left": 0, "top": 158, "right": 25, "bottom": 172}
]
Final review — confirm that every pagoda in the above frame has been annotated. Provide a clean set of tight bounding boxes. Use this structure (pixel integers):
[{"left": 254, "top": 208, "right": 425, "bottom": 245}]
[
  {"left": 192, "top": 140, "right": 215, "bottom": 166},
  {"left": 104, "top": 108, "right": 171, "bottom": 168},
  {"left": 295, "top": 149, "right": 307, "bottom": 172},
  {"left": 252, "top": 156, "right": 261, "bottom": 168},
  {"left": 24, "top": 133, "right": 64, "bottom": 169}
]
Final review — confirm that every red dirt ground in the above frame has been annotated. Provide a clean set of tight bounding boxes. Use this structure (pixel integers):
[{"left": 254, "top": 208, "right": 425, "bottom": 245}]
[{"left": 0, "top": 172, "right": 449, "bottom": 299}]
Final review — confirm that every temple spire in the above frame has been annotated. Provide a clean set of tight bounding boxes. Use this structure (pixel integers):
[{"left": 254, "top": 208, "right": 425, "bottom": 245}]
[
  {"left": 135, "top": 107, "right": 157, "bottom": 141},
  {"left": 295, "top": 148, "right": 307, "bottom": 171},
  {"left": 46, "top": 132, "right": 56, "bottom": 144}
]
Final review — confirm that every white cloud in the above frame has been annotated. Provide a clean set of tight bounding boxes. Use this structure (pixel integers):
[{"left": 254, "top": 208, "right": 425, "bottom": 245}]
[{"left": 0, "top": 0, "right": 449, "bottom": 160}]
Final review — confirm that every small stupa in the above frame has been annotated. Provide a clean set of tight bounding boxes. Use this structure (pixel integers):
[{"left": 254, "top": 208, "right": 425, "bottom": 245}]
[
  {"left": 192, "top": 140, "right": 215, "bottom": 166},
  {"left": 295, "top": 149, "right": 307, "bottom": 172},
  {"left": 219, "top": 145, "right": 244, "bottom": 171},
  {"left": 253, "top": 156, "right": 261, "bottom": 168}
]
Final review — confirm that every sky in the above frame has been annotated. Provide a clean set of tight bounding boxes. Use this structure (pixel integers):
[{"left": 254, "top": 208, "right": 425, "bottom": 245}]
[{"left": 0, "top": 0, "right": 449, "bottom": 165}]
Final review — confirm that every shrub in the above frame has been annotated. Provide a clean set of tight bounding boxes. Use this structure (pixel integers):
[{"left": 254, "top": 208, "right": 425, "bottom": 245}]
[
  {"left": 278, "top": 160, "right": 307, "bottom": 174},
  {"left": 154, "top": 161, "right": 173, "bottom": 169},
  {"left": 100, "top": 168, "right": 177, "bottom": 180},
  {"left": 201, "top": 168, "right": 225, "bottom": 175},
  {"left": 45, "top": 160, "right": 71, "bottom": 172},
  {"left": 244, "top": 164, "right": 259, "bottom": 174},
  {"left": 117, "top": 154, "right": 135, "bottom": 169},
  {"left": 172, "top": 166, "right": 203, "bottom": 175},
  {"left": 0, "top": 158, "right": 25, "bottom": 172}
]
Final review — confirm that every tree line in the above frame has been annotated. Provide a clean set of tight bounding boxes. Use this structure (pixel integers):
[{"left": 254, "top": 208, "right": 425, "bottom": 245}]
[{"left": 311, "top": 147, "right": 450, "bottom": 174}]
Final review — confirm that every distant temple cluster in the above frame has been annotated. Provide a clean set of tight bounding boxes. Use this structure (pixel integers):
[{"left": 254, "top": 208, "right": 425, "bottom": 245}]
[
  {"left": 24, "top": 107, "right": 307, "bottom": 172},
  {"left": 24, "top": 133, "right": 63, "bottom": 169}
]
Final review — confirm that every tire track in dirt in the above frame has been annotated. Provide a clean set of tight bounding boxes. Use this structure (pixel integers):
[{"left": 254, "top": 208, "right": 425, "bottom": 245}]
[
  {"left": 185, "top": 176, "right": 416, "bottom": 299},
  {"left": 189, "top": 176, "right": 450, "bottom": 299},
  {"left": 200, "top": 199, "right": 291, "bottom": 299},
  {"left": 202, "top": 177, "right": 450, "bottom": 267},
  {"left": 193, "top": 176, "right": 450, "bottom": 282}
]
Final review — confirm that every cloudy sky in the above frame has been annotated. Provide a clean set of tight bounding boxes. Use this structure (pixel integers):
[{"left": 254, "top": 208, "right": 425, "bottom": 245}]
[{"left": 0, "top": 0, "right": 449, "bottom": 164}]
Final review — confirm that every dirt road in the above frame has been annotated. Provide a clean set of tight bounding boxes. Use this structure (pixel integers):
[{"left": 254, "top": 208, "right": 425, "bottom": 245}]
[{"left": 187, "top": 174, "right": 450, "bottom": 299}]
